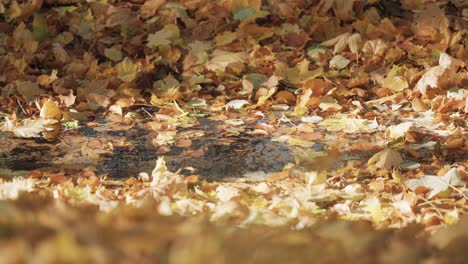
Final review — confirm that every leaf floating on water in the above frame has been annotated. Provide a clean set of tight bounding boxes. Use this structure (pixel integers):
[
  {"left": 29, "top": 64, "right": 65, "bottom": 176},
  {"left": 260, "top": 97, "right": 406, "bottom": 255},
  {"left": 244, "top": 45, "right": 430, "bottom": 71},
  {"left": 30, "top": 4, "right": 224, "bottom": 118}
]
[{"left": 11, "top": 118, "right": 58, "bottom": 138}]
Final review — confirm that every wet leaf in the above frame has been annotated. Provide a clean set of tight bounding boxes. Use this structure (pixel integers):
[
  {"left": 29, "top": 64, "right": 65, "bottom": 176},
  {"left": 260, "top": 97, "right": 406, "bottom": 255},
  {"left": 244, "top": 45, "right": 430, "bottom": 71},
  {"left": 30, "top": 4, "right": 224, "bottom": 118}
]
[{"left": 12, "top": 118, "right": 58, "bottom": 138}]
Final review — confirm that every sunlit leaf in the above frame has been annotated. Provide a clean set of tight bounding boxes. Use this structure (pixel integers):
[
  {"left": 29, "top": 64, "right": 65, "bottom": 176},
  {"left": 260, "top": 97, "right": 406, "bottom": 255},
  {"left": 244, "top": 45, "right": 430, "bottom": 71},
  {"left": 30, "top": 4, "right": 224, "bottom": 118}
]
[
  {"left": 367, "top": 148, "right": 403, "bottom": 170},
  {"left": 405, "top": 168, "right": 465, "bottom": 198},
  {"left": 12, "top": 118, "right": 58, "bottom": 138},
  {"left": 387, "top": 122, "right": 413, "bottom": 139},
  {"left": 0, "top": 178, "right": 35, "bottom": 199},
  {"left": 40, "top": 100, "right": 62, "bottom": 120},
  {"left": 226, "top": 99, "right": 249, "bottom": 110},
  {"left": 319, "top": 116, "right": 378, "bottom": 133}
]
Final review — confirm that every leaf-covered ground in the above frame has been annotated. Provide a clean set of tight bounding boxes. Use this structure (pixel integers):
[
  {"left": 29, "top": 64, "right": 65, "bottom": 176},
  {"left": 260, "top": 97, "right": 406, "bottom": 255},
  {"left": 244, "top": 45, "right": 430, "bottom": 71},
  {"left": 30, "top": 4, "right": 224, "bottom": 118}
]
[{"left": 0, "top": 0, "right": 467, "bottom": 262}]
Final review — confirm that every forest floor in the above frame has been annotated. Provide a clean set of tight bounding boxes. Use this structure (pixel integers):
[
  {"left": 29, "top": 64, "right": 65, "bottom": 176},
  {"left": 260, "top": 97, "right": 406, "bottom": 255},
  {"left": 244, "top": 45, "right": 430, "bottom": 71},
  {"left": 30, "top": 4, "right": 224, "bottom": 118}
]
[{"left": 0, "top": 0, "right": 467, "bottom": 263}]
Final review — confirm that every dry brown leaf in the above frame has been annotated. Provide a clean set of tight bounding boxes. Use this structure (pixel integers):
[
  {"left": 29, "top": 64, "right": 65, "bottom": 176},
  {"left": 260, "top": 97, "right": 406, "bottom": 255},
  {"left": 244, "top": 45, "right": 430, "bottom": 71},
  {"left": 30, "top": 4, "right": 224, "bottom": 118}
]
[{"left": 367, "top": 148, "right": 403, "bottom": 170}]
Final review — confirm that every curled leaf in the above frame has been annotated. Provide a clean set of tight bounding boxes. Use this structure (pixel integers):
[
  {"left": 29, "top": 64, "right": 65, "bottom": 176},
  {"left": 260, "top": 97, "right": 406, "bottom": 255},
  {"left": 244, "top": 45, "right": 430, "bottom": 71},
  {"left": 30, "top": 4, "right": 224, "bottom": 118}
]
[{"left": 367, "top": 148, "right": 403, "bottom": 170}]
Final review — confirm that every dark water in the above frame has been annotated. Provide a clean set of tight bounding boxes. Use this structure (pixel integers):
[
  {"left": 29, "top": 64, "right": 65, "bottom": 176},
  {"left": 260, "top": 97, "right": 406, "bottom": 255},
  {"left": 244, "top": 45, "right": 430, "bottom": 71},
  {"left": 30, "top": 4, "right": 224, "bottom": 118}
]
[
  {"left": 100, "top": 136, "right": 294, "bottom": 180},
  {"left": 0, "top": 121, "right": 296, "bottom": 180}
]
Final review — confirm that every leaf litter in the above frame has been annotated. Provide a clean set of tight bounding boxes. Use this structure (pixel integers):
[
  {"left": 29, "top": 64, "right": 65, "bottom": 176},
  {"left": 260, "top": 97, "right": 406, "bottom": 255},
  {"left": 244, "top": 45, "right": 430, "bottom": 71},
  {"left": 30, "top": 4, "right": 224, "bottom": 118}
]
[{"left": 0, "top": 0, "right": 466, "bottom": 262}]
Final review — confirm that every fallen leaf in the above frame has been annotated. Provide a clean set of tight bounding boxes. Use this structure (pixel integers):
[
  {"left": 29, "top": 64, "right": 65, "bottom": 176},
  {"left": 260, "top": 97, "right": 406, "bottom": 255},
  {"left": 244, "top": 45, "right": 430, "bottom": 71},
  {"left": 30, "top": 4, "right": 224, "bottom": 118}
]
[
  {"left": 319, "top": 116, "right": 378, "bottom": 133},
  {"left": 12, "top": 118, "right": 58, "bottom": 138},
  {"left": 322, "top": 32, "right": 361, "bottom": 54},
  {"left": 147, "top": 24, "right": 181, "bottom": 48},
  {"left": 405, "top": 168, "right": 465, "bottom": 198},
  {"left": 388, "top": 122, "right": 413, "bottom": 139},
  {"left": 40, "top": 100, "right": 62, "bottom": 120},
  {"left": 216, "top": 186, "right": 240, "bottom": 202},
  {"left": 140, "top": 0, "right": 165, "bottom": 19},
  {"left": 367, "top": 148, "right": 403, "bottom": 170},
  {"left": 206, "top": 50, "right": 248, "bottom": 72},
  {"left": 329, "top": 55, "right": 350, "bottom": 69},
  {"left": 116, "top": 57, "right": 140, "bottom": 82},
  {"left": 226, "top": 99, "right": 249, "bottom": 110},
  {"left": 415, "top": 53, "right": 461, "bottom": 94}
]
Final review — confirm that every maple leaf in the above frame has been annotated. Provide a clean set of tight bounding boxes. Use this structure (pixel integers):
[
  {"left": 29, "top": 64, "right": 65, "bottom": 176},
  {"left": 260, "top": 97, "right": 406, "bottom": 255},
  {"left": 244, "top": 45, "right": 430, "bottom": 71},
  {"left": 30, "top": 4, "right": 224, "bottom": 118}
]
[
  {"left": 226, "top": 99, "right": 249, "bottom": 110},
  {"left": 15, "top": 81, "right": 44, "bottom": 103},
  {"left": 318, "top": 116, "right": 378, "bottom": 133},
  {"left": 40, "top": 100, "right": 62, "bottom": 120},
  {"left": 188, "top": 41, "right": 210, "bottom": 65},
  {"left": 205, "top": 50, "right": 248, "bottom": 72},
  {"left": 362, "top": 39, "right": 388, "bottom": 58},
  {"left": 152, "top": 74, "right": 180, "bottom": 99},
  {"left": 0, "top": 178, "right": 35, "bottom": 199},
  {"left": 140, "top": 0, "right": 166, "bottom": 19},
  {"left": 256, "top": 75, "right": 279, "bottom": 105},
  {"left": 405, "top": 168, "right": 465, "bottom": 199},
  {"left": 415, "top": 53, "right": 463, "bottom": 95},
  {"left": 104, "top": 45, "right": 123, "bottom": 62},
  {"left": 387, "top": 122, "right": 413, "bottom": 139},
  {"left": 216, "top": 186, "right": 240, "bottom": 202},
  {"left": 329, "top": 55, "right": 350, "bottom": 69},
  {"left": 382, "top": 66, "right": 409, "bottom": 92},
  {"left": 286, "top": 60, "right": 323, "bottom": 84},
  {"left": 147, "top": 24, "right": 181, "bottom": 49},
  {"left": 322, "top": 32, "right": 362, "bottom": 54},
  {"left": 367, "top": 148, "right": 403, "bottom": 170},
  {"left": 11, "top": 118, "right": 58, "bottom": 138},
  {"left": 116, "top": 57, "right": 140, "bottom": 82}
]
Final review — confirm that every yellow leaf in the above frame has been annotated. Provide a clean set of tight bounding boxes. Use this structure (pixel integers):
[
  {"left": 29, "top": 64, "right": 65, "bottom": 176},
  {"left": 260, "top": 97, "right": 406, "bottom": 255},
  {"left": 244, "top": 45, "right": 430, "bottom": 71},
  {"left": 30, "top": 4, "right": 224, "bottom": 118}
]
[
  {"left": 147, "top": 24, "right": 181, "bottom": 49},
  {"left": 286, "top": 60, "right": 323, "bottom": 84},
  {"left": 367, "top": 148, "right": 403, "bottom": 170},
  {"left": 40, "top": 100, "right": 62, "bottom": 120},
  {"left": 116, "top": 57, "right": 139, "bottom": 82}
]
